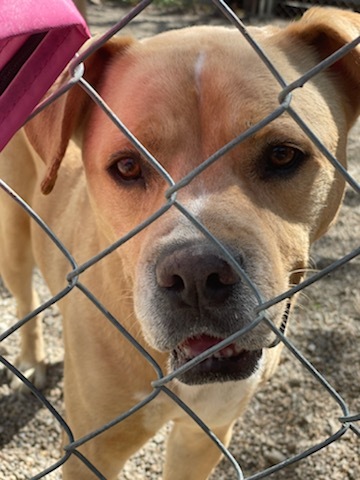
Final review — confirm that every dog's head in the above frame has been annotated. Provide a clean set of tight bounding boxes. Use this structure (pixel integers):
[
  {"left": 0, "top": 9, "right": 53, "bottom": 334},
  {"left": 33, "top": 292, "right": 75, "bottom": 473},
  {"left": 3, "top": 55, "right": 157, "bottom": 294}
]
[{"left": 26, "top": 8, "right": 360, "bottom": 384}]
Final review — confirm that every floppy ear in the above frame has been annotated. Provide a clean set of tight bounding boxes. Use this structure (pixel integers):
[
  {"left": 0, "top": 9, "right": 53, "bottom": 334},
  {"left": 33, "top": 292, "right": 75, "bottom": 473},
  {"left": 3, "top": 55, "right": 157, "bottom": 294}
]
[
  {"left": 24, "top": 37, "right": 134, "bottom": 194},
  {"left": 287, "top": 7, "right": 360, "bottom": 126}
]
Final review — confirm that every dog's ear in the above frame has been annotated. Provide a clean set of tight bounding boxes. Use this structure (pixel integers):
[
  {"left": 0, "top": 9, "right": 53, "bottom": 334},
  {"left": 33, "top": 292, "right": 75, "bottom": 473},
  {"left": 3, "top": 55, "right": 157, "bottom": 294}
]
[
  {"left": 287, "top": 7, "right": 360, "bottom": 126},
  {"left": 24, "top": 37, "right": 134, "bottom": 194}
]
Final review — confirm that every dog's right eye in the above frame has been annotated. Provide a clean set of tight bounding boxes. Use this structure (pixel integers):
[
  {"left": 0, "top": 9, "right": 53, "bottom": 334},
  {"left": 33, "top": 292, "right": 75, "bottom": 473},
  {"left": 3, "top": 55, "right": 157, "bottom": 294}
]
[{"left": 108, "top": 153, "right": 143, "bottom": 184}]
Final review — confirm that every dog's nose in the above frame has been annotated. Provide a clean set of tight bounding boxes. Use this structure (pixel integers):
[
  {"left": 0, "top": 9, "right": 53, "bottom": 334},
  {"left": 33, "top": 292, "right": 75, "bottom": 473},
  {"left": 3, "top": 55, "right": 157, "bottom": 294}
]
[{"left": 156, "top": 246, "right": 240, "bottom": 307}]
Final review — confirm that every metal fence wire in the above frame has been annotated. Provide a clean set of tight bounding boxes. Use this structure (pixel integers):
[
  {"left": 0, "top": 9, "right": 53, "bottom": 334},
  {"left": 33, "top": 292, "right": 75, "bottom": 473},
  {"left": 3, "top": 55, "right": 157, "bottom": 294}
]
[{"left": 0, "top": 0, "right": 359, "bottom": 479}]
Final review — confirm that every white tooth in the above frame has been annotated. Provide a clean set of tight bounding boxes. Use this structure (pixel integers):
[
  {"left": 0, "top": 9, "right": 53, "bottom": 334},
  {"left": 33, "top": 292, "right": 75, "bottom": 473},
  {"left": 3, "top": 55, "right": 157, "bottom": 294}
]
[
  {"left": 182, "top": 345, "right": 193, "bottom": 358},
  {"left": 223, "top": 347, "right": 234, "bottom": 358},
  {"left": 234, "top": 343, "right": 243, "bottom": 354},
  {"left": 213, "top": 346, "right": 234, "bottom": 359}
]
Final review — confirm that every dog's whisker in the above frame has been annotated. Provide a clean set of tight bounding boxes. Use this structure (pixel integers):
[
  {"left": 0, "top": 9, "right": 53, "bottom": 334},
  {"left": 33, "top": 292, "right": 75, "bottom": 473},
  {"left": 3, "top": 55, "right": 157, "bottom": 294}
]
[{"left": 290, "top": 268, "right": 321, "bottom": 276}]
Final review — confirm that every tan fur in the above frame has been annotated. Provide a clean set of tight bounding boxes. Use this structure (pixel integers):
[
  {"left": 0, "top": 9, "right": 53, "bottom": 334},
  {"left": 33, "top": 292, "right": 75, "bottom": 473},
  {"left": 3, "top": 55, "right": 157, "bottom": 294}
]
[{"left": 0, "top": 8, "right": 359, "bottom": 479}]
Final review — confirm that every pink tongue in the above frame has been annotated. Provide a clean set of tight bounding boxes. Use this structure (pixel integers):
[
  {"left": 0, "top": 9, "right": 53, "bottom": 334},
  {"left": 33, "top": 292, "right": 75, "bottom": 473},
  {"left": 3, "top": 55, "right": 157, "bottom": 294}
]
[{"left": 183, "top": 335, "right": 223, "bottom": 356}]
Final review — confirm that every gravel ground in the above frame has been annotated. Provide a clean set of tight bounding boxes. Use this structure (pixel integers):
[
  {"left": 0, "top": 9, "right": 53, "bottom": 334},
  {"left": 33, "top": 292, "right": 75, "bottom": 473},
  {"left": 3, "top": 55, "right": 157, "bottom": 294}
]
[{"left": 0, "top": 2, "right": 359, "bottom": 479}]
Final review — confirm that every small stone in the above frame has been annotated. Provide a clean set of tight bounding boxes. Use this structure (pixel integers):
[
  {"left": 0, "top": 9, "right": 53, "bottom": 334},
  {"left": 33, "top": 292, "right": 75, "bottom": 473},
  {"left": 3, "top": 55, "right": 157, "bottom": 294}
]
[{"left": 263, "top": 447, "right": 287, "bottom": 465}]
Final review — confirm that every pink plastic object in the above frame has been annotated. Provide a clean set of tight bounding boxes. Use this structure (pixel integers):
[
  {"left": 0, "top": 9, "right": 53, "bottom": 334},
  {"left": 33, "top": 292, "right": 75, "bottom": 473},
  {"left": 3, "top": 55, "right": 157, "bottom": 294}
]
[{"left": 0, "top": 0, "right": 90, "bottom": 150}]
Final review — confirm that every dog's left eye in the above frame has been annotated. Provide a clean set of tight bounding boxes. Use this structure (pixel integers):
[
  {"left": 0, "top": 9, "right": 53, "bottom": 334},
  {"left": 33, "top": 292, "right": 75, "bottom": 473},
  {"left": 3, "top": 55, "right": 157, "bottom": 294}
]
[
  {"left": 266, "top": 145, "right": 305, "bottom": 173},
  {"left": 108, "top": 154, "right": 143, "bottom": 183}
]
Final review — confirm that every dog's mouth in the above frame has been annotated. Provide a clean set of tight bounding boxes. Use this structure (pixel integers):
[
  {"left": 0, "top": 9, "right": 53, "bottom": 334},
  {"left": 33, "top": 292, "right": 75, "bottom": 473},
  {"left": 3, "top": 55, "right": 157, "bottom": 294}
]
[{"left": 171, "top": 334, "right": 262, "bottom": 385}]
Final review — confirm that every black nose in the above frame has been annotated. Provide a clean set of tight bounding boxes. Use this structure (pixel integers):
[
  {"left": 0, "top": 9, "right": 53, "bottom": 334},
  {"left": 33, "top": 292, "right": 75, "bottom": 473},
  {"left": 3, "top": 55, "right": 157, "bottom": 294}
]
[{"left": 155, "top": 245, "right": 240, "bottom": 308}]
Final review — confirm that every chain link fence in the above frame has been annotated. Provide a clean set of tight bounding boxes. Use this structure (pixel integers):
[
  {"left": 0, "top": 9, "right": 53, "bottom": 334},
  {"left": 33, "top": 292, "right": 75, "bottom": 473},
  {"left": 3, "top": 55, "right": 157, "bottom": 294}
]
[{"left": 0, "top": 0, "right": 359, "bottom": 479}]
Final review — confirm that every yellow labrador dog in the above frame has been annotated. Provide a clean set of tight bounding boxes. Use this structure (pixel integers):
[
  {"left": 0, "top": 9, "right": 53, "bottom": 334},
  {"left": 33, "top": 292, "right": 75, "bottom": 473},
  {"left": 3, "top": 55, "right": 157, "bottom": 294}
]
[{"left": 0, "top": 7, "right": 359, "bottom": 480}]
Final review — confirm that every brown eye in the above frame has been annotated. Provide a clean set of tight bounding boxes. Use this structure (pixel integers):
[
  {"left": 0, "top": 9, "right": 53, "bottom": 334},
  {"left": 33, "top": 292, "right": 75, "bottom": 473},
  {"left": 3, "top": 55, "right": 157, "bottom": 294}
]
[
  {"left": 108, "top": 154, "right": 143, "bottom": 184},
  {"left": 270, "top": 145, "right": 297, "bottom": 166},
  {"left": 267, "top": 144, "right": 305, "bottom": 174},
  {"left": 116, "top": 157, "right": 142, "bottom": 180}
]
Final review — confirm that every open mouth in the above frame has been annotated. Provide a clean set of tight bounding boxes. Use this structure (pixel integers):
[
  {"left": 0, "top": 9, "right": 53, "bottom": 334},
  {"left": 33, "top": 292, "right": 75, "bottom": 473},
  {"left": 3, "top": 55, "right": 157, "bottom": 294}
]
[{"left": 171, "top": 334, "right": 262, "bottom": 385}]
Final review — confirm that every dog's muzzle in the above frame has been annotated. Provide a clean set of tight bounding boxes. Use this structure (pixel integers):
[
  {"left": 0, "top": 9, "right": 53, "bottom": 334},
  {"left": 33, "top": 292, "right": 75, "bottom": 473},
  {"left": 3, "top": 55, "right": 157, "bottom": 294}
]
[{"left": 153, "top": 243, "right": 267, "bottom": 384}]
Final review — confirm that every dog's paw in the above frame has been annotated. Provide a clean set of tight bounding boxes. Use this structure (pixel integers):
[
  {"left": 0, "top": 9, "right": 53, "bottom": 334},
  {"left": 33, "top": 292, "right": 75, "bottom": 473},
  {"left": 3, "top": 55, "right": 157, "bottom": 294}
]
[{"left": 8, "top": 358, "right": 47, "bottom": 392}]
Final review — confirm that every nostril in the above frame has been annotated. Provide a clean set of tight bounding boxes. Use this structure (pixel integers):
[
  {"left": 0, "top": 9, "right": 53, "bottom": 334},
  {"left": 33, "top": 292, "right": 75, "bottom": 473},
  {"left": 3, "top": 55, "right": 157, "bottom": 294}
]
[
  {"left": 206, "top": 265, "right": 239, "bottom": 291},
  {"left": 169, "top": 274, "right": 185, "bottom": 292},
  {"left": 156, "top": 264, "right": 186, "bottom": 291},
  {"left": 206, "top": 272, "right": 225, "bottom": 290}
]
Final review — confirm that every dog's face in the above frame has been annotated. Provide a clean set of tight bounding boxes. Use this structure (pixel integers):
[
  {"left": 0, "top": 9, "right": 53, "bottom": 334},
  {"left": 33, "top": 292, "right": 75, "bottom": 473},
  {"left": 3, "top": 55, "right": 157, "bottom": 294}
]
[{"left": 26, "top": 9, "right": 360, "bottom": 384}]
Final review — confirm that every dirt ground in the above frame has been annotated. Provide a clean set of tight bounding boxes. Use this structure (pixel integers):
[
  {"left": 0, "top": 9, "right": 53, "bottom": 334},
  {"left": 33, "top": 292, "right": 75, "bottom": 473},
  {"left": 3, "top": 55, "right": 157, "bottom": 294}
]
[{"left": 0, "top": 1, "right": 359, "bottom": 479}]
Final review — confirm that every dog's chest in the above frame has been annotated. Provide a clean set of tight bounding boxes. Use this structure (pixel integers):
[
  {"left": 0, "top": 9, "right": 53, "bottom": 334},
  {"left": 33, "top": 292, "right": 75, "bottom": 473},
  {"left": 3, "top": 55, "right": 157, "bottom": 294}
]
[{"left": 137, "top": 373, "right": 261, "bottom": 433}]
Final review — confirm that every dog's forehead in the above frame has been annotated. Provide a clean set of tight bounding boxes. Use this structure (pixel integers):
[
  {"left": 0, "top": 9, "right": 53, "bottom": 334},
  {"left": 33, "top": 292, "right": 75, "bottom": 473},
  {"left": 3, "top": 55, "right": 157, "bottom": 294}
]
[
  {"left": 101, "top": 27, "right": 281, "bottom": 135},
  {"left": 105, "top": 26, "right": 278, "bottom": 97},
  {"left": 139, "top": 26, "right": 271, "bottom": 79}
]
